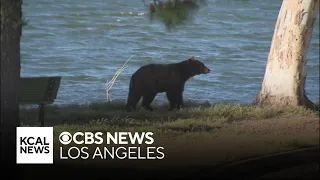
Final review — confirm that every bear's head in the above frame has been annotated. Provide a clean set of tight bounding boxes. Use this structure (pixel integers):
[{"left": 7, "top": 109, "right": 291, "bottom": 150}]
[{"left": 184, "top": 56, "right": 210, "bottom": 76}]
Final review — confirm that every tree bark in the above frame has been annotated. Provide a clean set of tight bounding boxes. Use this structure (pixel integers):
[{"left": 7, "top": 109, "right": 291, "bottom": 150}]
[
  {"left": 0, "top": 0, "right": 22, "bottom": 169},
  {"left": 254, "top": 0, "right": 319, "bottom": 110}
]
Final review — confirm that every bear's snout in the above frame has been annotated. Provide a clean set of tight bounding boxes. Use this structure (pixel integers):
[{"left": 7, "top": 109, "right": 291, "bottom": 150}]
[{"left": 203, "top": 67, "right": 210, "bottom": 74}]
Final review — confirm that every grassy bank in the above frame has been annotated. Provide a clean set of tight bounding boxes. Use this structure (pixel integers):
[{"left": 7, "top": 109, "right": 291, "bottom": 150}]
[{"left": 20, "top": 100, "right": 319, "bottom": 169}]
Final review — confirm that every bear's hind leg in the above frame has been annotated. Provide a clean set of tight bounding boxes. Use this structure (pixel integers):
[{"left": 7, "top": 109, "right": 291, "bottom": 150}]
[
  {"left": 142, "top": 92, "right": 157, "bottom": 111},
  {"left": 126, "top": 90, "right": 142, "bottom": 112}
]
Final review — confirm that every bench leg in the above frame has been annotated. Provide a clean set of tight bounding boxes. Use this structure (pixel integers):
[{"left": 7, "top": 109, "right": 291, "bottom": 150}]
[{"left": 38, "top": 103, "right": 44, "bottom": 127}]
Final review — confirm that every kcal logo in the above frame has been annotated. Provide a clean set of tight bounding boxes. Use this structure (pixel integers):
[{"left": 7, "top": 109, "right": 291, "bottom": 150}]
[{"left": 16, "top": 127, "right": 53, "bottom": 164}]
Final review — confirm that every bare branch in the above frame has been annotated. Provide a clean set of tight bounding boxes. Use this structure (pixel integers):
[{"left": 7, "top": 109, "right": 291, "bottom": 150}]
[{"left": 105, "top": 55, "right": 135, "bottom": 102}]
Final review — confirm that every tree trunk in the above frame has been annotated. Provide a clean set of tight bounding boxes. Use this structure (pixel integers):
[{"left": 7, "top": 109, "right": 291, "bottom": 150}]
[
  {"left": 1, "top": 0, "right": 22, "bottom": 169},
  {"left": 254, "top": 0, "right": 319, "bottom": 110}
]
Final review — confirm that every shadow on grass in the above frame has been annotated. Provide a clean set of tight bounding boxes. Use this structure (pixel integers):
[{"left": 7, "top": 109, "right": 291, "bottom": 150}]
[{"left": 20, "top": 99, "right": 318, "bottom": 133}]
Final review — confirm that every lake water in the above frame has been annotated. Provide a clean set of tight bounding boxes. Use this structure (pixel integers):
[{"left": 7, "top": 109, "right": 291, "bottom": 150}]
[{"left": 21, "top": 0, "right": 319, "bottom": 106}]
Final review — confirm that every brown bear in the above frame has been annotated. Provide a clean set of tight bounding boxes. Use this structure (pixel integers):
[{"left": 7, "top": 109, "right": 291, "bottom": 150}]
[{"left": 125, "top": 56, "right": 210, "bottom": 112}]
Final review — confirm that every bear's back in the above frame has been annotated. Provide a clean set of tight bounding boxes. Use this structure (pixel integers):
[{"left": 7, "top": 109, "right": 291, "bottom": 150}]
[
  {"left": 131, "top": 63, "right": 183, "bottom": 91},
  {"left": 134, "top": 63, "right": 175, "bottom": 77}
]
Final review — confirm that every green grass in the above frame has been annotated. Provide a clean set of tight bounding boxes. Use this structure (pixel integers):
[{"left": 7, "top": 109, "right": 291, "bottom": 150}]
[
  {"left": 20, "top": 100, "right": 317, "bottom": 126},
  {"left": 20, "top": 100, "right": 319, "bottom": 169}
]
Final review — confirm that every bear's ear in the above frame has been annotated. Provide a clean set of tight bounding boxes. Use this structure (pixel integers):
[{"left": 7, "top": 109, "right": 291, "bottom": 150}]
[{"left": 188, "top": 56, "right": 195, "bottom": 61}]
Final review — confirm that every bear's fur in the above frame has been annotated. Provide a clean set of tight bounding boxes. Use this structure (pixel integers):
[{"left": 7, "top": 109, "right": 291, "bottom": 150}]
[{"left": 125, "top": 56, "right": 210, "bottom": 112}]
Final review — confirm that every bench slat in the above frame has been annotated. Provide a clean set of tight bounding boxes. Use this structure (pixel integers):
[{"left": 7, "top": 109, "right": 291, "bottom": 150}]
[
  {"left": 46, "top": 77, "right": 61, "bottom": 101},
  {"left": 19, "top": 76, "right": 61, "bottom": 104}
]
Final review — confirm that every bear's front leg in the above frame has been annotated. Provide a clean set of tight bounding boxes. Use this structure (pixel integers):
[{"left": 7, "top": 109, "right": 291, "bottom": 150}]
[
  {"left": 176, "top": 91, "right": 184, "bottom": 110},
  {"left": 166, "top": 91, "right": 177, "bottom": 111}
]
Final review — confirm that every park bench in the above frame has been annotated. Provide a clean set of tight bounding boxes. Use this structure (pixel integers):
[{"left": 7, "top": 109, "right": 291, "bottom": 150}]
[{"left": 19, "top": 76, "right": 61, "bottom": 127}]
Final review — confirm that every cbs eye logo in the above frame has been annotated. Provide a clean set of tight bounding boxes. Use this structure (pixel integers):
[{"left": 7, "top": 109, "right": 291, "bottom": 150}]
[{"left": 59, "top": 132, "right": 72, "bottom": 145}]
